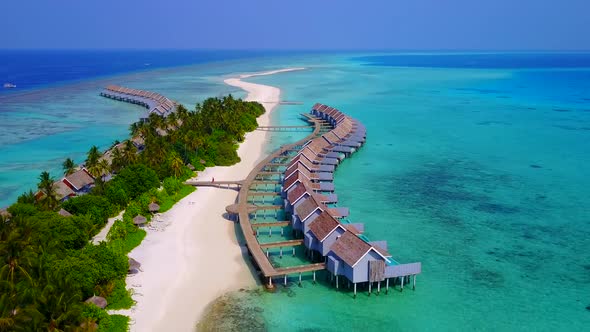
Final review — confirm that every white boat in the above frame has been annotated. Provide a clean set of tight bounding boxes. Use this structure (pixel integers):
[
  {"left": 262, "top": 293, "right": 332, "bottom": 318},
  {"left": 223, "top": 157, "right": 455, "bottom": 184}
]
[{"left": 3, "top": 83, "right": 16, "bottom": 88}]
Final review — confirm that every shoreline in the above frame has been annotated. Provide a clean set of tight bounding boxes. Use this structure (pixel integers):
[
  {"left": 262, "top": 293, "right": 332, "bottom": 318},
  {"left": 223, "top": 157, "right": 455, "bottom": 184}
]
[{"left": 114, "top": 67, "right": 304, "bottom": 331}]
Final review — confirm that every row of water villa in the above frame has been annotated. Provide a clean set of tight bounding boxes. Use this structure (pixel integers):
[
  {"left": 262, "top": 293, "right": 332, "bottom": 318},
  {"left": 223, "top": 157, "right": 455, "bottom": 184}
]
[
  {"left": 199, "top": 103, "right": 422, "bottom": 298},
  {"left": 100, "top": 84, "right": 177, "bottom": 119}
]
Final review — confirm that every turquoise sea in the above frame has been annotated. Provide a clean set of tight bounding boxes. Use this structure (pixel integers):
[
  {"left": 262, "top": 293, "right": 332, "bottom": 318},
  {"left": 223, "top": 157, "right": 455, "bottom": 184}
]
[{"left": 1, "top": 52, "right": 589, "bottom": 330}]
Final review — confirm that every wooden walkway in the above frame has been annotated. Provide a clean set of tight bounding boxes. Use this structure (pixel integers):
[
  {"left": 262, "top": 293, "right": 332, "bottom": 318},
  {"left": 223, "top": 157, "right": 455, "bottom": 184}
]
[
  {"left": 237, "top": 115, "right": 326, "bottom": 278},
  {"left": 185, "top": 180, "right": 243, "bottom": 189},
  {"left": 257, "top": 125, "right": 314, "bottom": 132},
  {"left": 260, "top": 239, "right": 304, "bottom": 249},
  {"left": 251, "top": 221, "right": 290, "bottom": 228}
]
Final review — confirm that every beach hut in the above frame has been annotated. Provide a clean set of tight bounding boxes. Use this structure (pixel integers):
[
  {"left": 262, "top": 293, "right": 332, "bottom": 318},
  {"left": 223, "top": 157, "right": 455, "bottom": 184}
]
[
  {"left": 128, "top": 257, "right": 141, "bottom": 273},
  {"left": 63, "top": 169, "right": 95, "bottom": 194},
  {"left": 58, "top": 208, "right": 73, "bottom": 217},
  {"left": 133, "top": 215, "right": 147, "bottom": 226},
  {"left": 148, "top": 202, "right": 160, "bottom": 213},
  {"left": 85, "top": 296, "right": 108, "bottom": 309}
]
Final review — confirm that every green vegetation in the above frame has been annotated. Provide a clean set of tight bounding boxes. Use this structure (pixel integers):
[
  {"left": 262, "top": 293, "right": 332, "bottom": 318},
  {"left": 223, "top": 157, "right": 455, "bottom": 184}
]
[
  {"left": 105, "top": 279, "right": 135, "bottom": 310},
  {"left": 0, "top": 95, "right": 264, "bottom": 331}
]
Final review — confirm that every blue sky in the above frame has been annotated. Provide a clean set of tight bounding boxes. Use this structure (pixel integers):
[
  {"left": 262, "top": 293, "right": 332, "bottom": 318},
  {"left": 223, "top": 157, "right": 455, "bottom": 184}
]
[{"left": 0, "top": 0, "right": 588, "bottom": 50}]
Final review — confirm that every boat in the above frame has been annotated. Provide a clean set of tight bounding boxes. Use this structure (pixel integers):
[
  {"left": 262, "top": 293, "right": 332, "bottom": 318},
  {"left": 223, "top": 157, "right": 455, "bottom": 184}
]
[{"left": 3, "top": 83, "right": 16, "bottom": 89}]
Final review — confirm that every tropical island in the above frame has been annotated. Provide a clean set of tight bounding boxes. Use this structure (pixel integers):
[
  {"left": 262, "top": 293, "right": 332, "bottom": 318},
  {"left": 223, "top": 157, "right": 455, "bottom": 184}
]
[{"left": 0, "top": 90, "right": 265, "bottom": 330}]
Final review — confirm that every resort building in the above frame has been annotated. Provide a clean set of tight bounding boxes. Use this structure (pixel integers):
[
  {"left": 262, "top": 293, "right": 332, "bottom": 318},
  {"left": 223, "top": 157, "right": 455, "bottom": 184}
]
[{"left": 62, "top": 168, "right": 95, "bottom": 195}]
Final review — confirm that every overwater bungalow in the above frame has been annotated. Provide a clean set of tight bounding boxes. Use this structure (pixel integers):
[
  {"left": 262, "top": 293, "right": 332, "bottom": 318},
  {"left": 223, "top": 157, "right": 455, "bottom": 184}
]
[
  {"left": 283, "top": 163, "right": 333, "bottom": 183},
  {"left": 292, "top": 194, "right": 324, "bottom": 234},
  {"left": 285, "top": 181, "right": 338, "bottom": 213},
  {"left": 326, "top": 231, "right": 391, "bottom": 288},
  {"left": 286, "top": 154, "right": 335, "bottom": 173},
  {"left": 101, "top": 85, "right": 177, "bottom": 119},
  {"left": 305, "top": 210, "right": 350, "bottom": 257},
  {"left": 283, "top": 172, "right": 335, "bottom": 194}
]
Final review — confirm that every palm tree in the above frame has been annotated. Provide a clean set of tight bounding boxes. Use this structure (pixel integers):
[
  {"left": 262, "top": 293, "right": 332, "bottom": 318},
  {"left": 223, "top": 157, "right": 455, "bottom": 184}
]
[
  {"left": 111, "top": 148, "right": 125, "bottom": 173},
  {"left": 97, "top": 159, "right": 110, "bottom": 179},
  {"left": 169, "top": 155, "right": 184, "bottom": 178},
  {"left": 85, "top": 146, "right": 100, "bottom": 170},
  {"left": 61, "top": 158, "right": 76, "bottom": 176},
  {"left": 37, "top": 172, "right": 57, "bottom": 210},
  {"left": 123, "top": 141, "right": 138, "bottom": 165}
]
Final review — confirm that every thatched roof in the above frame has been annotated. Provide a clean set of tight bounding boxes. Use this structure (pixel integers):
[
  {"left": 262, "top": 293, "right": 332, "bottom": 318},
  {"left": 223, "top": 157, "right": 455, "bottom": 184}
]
[
  {"left": 133, "top": 215, "right": 147, "bottom": 225},
  {"left": 148, "top": 202, "right": 160, "bottom": 212},
  {"left": 58, "top": 208, "right": 73, "bottom": 217},
  {"left": 128, "top": 257, "right": 141, "bottom": 271},
  {"left": 0, "top": 208, "right": 11, "bottom": 219},
  {"left": 53, "top": 181, "right": 75, "bottom": 200},
  {"left": 85, "top": 296, "right": 107, "bottom": 309},
  {"left": 64, "top": 169, "right": 94, "bottom": 190}
]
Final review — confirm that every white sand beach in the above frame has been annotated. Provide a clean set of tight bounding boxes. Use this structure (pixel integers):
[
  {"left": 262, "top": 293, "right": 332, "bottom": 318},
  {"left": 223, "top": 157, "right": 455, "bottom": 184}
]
[{"left": 115, "top": 67, "right": 304, "bottom": 331}]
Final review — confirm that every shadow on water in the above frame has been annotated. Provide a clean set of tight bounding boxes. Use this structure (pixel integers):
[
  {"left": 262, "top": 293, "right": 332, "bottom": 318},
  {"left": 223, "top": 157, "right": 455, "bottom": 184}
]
[{"left": 196, "top": 290, "right": 267, "bottom": 332}]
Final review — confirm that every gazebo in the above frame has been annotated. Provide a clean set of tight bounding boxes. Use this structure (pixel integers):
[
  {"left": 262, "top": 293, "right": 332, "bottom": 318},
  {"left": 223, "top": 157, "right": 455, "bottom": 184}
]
[
  {"left": 148, "top": 202, "right": 160, "bottom": 213},
  {"left": 85, "top": 295, "right": 107, "bottom": 309},
  {"left": 133, "top": 215, "right": 147, "bottom": 226}
]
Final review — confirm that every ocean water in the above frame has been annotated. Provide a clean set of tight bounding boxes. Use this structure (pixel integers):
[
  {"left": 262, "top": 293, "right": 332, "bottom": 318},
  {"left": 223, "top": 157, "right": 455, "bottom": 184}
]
[
  {"left": 221, "top": 53, "right": 590, "bottom": 331},
  {"left": 1, "top": 51, "right": 589, "bottom": 330},
  {"left": 0, "top": 50, "right": 309, "bottom": 206}
]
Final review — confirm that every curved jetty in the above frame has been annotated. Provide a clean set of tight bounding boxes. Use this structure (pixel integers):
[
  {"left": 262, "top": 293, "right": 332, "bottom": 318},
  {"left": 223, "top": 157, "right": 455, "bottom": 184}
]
[
  {"left": 189, "top": 103, "right": 422, "bottom": 297},
  {"left": 100, "top": 85, "right": 177, "bottom": 119}
]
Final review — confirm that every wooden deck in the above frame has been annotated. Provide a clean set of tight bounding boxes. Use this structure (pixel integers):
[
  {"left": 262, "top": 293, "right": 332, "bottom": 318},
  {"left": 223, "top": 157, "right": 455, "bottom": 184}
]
[
  {"left": 260, "top": 239, "right": 304, "bottom": 249},
  {"left": 251, "top": 221, "right": 290, "bottom": 228},
  {"left": 276, "top": 263, "right": 326, "bottom": 275}
]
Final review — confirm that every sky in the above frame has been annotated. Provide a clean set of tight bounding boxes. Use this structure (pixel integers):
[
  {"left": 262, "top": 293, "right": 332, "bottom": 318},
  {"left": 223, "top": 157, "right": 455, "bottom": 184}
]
[{"left": 0, "top": 0, "right": 588, "bottom": 50}]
